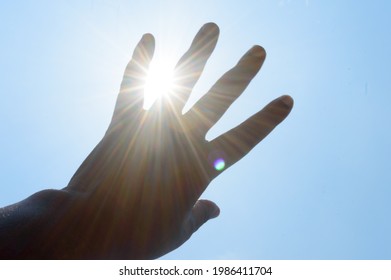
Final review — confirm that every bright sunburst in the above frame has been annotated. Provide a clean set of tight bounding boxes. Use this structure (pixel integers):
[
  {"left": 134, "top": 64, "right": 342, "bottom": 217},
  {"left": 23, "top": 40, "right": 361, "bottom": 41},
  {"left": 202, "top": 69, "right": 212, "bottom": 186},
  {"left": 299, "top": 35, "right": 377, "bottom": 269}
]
[{"left": 143, "top": 57, "right": 176, "bottom": 109}]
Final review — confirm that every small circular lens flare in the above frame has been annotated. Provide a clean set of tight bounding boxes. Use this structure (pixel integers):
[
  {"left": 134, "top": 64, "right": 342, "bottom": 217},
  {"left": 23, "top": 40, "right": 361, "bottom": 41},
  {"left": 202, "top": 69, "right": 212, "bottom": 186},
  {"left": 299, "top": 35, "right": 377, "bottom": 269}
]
[{"left": 214, "top": 158, "right": 225, "bottom": 171}]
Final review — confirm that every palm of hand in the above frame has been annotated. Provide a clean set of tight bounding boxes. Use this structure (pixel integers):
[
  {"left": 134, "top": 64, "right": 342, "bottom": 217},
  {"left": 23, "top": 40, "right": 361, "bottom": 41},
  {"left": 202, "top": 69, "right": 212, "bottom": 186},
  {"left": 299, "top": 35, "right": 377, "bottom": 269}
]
[{"left": 64, "top": 23, "right": 293, "bottom": 259}]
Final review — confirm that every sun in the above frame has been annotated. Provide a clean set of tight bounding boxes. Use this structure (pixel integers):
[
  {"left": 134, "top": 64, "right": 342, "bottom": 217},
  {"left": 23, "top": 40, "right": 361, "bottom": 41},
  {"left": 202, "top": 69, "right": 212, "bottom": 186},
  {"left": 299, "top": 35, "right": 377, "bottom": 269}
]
[{"left": 143, "top": 56, "right": 176, "bottom": 109}]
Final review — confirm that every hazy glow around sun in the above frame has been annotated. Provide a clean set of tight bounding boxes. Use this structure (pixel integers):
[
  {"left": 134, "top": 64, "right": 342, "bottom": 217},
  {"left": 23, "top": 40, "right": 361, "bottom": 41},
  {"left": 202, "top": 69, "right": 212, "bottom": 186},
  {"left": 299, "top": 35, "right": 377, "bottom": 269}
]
[{"left": 143, "top": 57, "right": 176, "bottom": 109}]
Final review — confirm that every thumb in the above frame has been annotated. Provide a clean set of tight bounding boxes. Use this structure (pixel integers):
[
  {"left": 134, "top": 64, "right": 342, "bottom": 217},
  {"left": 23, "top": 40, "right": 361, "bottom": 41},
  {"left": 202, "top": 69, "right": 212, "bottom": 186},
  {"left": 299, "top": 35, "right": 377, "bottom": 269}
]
[{"left": 186, "top": 199, "right": 220, "bottom": 235}]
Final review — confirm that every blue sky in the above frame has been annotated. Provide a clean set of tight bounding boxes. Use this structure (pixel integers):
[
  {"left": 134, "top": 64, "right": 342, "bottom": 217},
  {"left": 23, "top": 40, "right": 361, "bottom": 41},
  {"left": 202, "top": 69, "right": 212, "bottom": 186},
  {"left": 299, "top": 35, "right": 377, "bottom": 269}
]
[{"left": 1, "top": 0, "right": 390, "bottom": 259}]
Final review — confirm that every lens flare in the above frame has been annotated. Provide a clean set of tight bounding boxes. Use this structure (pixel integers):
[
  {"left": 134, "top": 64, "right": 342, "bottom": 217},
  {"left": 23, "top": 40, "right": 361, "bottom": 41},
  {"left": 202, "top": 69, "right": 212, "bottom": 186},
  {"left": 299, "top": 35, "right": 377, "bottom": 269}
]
[{"left": 214, "top": 158, "right": 225, "bottom": 171}]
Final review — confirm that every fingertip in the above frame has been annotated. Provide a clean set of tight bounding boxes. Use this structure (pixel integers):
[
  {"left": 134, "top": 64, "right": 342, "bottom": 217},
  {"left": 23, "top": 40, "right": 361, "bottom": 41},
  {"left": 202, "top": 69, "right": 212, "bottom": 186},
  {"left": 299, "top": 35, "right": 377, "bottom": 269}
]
[
  {"left": 249, "top": 45, "right": 266, "bottom": 59},
  {"left": 203, "top": 22, "right": 219, "bottom": 31},
  {"left": 211, "top": 205, "right": 220, "bottom": 219},
  {"left": 238, "top": 45, "right": 266, "bottom": 67},
  {"left": 200, "top": 22, "right": 220, "bottom": 37},
  {"left": 198, "top": 199, "right": 220, "bottom": 219},
  {"left": 279, "top": 95, "right": 294, "bottom": 109},
  {"left": 133, "top": 33, "right": 155, "bottom": 61},
  {"left": 142, "top": 33, "right": 155, "bottom": 43},
  {"left": 141, "top": 33, "right": 155, "bottom": 50}
]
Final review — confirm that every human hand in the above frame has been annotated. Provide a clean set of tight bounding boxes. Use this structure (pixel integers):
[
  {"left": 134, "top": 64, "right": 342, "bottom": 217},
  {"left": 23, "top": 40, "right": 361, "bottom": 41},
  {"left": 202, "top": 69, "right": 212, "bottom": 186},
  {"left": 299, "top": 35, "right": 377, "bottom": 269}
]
[{"left": 18, "top": 23, "right": 293, "bottom": 259}]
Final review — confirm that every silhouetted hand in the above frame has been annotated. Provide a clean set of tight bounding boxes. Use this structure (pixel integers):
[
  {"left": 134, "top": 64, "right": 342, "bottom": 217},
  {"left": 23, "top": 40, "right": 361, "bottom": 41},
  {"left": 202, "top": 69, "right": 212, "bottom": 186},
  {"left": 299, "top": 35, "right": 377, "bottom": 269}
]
[{"left": 0, "top": 23, "right": 293, "bottom": 259}]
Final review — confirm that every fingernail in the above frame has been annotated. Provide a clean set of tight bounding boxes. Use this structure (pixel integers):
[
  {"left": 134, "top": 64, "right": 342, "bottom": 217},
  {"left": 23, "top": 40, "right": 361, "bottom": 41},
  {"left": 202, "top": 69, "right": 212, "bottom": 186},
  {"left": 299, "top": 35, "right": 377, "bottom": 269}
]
[
  {"left": 211, "top": 206, "right": 220, "bottom": 218},
  {"left": 201, "top": 22, "right": 219, "bottom": 36},
  {"left": 249, "top": 45, "right": 266, "bottom": 58},
  {"left": 142, "top": 33, "right": 153, "bottom": 43},
  {"left": 280, "top": 95, "right": 294, "bottom": 108}
]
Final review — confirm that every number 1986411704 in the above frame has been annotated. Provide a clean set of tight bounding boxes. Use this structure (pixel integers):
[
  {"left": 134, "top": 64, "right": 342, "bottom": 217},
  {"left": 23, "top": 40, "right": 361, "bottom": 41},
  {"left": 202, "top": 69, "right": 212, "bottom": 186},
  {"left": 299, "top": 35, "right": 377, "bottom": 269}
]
[{"left": 212, "top": 266, "right": 272, "bottom": 276}]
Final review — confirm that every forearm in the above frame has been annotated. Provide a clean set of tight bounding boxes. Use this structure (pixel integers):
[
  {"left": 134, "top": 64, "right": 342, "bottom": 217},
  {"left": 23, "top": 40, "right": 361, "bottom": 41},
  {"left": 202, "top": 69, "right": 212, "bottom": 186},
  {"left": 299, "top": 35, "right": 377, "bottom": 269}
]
[
  {"left": 0, "top": 202, "right": 30, "bottom": 258},
  {"left": 0, "top": 189, "right": 80, "bottom": 259}
]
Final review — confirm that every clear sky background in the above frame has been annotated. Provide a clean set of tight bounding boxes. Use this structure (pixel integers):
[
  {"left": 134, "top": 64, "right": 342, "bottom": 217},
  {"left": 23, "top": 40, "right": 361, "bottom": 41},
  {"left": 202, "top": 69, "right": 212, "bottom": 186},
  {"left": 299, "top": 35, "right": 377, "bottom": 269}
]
[{"left": 0, "top": 0, "right": 390, "bottom": 259}]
